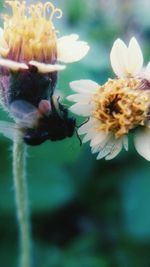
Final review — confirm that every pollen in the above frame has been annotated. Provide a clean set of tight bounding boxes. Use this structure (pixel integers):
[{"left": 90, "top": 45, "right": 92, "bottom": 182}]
[
  {"left": 2, "top": 1, "right": 62, "bottom": 63},
  {"left": 93, "top": 78, "right": 150, "bottom": 138}
]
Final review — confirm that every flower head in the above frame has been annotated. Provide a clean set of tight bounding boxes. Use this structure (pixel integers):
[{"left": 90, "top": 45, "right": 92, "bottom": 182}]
[
  {"left": 0, "top": 0, "right": 89, "bottom": 115},
  {"left": 68, "top": 37, "right": 150, "bottom": 160},
  {"left": 0, "top": 0, "right": 89, "bottom": 73}
]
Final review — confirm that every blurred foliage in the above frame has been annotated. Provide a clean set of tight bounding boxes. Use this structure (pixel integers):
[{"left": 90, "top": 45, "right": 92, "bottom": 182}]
[{"left": 1, "top": 0, "right": 150, "bottom": 267}]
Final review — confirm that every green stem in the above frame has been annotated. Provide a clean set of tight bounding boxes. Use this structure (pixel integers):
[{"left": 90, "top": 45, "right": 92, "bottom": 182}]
[{"left": 13, "top": 139, "right": 31, "bottom": 267}]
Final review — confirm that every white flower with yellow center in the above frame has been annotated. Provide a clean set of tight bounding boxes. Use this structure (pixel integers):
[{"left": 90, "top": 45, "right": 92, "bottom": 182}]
[
  {"left": 0, "top": 0, "right": 89, "bottom": 73},
  {"left": 68, "top": 37, "right": 150, "bottom": 160}
]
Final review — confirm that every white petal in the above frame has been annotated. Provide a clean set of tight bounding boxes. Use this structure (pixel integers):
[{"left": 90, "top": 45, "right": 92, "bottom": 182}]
[
  {"left": 144, "top": 62, "right": 150, "bottom": 81},
  {"left": 90, "top": 132, "right": 106, "bottom": 147},
  {"left": 29, "top": 61, "right": 66, "bottom": 73},
  {"left": 70, "top": 80, "right": 99, "bottom": 94},
  {"left": 92, "top": 144, "right": 101, "bottom": 154},
  {"left": 105, "top": 139, "right": 123, "bottom": 160},
  {"left": 82, "top": 129, "right": 96, "bottom": 143},
  {"left": 110, "top": 38, "right": 128, "bottom": 77},
  {"left": 91, "top": 134, "right": 109, "bottom": 156},
  {"left": 91, "top": 132, "right": 110, "bottom": 154},
  {"left": 57, "top": 34, "right": 90, "bottom": 63},
  {"left": 67, "top": 93, "right": 92, "bottom": 103},
  {"left": 96, "top": 136, "right": 114, "bottom": 160},
  {"left": 82, "top": 134, "right": 91, "bottom": 144},
  {"left": 134, "top": 128, "right": 150, "bottom": 161},
  {"left": 0, "top": 59, "right": 28, "bottom": 70},
  {"left": 127, "top": 37, "right": 143, "bottom": 76},
  {"left": 78, "top": 118, "right": 97, "bottom": 135},
  {"left": 58, "top": 34, "right": 79, "bottom": 42},
  {"left": 78, "top": 122, "right": 91, "bottom": 135},
  {"left": 70, "top": 103, "right": 93, "bottom": 116}
]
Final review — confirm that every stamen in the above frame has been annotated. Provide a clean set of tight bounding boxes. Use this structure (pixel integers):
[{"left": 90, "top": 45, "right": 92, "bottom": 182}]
[
  {"left": 92, "top": 78, "right": 150, "bottom": 138},
  {"left": 44, "top": 2, "right": 63, "bottom": 20},
  {"left": 1, "top": 1, "right": 62, "bottom": 63}
]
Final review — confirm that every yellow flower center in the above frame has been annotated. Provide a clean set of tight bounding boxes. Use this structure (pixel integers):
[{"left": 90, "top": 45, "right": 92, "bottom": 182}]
[
  {"left": 93, "top": 78, "right": 150, "bottom": 138},
  {"left": 2, "top": 1, "right": 62, "bottom": 62}
]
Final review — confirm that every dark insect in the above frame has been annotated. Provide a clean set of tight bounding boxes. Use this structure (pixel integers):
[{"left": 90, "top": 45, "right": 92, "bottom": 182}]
[
  {"left": 0, "top": 67, "right": 77, "bottom": 145},
  {"left": 9, "top": 66, "right": 57, "bottom": 107},
  {"left": 23, "top": 97, "right": 76, "bottom": 146},
  {"left": 0, "top": 96, "right": 76, "bottom": 146}
]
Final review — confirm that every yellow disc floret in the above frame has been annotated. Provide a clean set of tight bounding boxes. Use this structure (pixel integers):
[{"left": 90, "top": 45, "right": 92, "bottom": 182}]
[
  {"left": 2, "top": 1, "right": 62, "bottom": 62},
  {"left": 93, "top": 78, "right": 150, "bottom": 138}
]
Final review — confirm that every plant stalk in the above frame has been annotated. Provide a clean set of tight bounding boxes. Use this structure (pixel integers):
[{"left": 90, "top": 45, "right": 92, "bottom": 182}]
[{"left": 13, "top": 139, "right": 31, "bottom": 267}]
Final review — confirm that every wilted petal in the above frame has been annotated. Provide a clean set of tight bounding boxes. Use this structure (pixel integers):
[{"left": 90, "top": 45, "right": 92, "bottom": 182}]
[
  {"left": 0, "top": 59, "right": 28, "bottom": 70},
  {"left": 57, "top": 34, "right": 90, "bottom": 63},
  {"left": 110, "top": 38, "right": 128, "bottom": 77},
  {"left": 70, "top": 80, "right": 99, "bottom": 94},
  {"left": 134, "top": 128, "right": 150, "bottom": 161},
  {"left": 127, "top": 37, "right": 143, "bottom": 76},
  {"left": 29, "top": 61, "right": 66, "bottom": 73}
]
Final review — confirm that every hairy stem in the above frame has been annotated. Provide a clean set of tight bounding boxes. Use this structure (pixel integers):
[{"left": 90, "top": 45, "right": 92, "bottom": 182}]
[{"left": 13, "top": 139, "right": 31, "bottom": 267}]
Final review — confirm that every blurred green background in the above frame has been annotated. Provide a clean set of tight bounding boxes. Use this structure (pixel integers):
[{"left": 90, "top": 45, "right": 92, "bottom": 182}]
[{"left": 1, "top": 0, "right": 150, "bottom": 266}]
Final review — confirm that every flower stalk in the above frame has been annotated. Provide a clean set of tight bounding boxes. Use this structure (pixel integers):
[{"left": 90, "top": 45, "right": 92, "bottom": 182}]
[{"left": 13, "top": 139, "right": 31, "bottom": 267}]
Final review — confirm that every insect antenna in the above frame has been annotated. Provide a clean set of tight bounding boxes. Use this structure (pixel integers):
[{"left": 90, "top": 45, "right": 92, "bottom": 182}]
[
  {"left": 76, "top": 117, "right": 90, "bottom": 128},
  {"left": 75, "top": 118, "right": 90, "bottom": 146},
  {"left": 75, "top": 127, "right": 82, "bottom": 146}
]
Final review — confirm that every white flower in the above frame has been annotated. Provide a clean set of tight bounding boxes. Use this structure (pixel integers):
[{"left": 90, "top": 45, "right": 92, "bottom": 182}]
[
  {"left": 68, "top": 38, "right": 150, "bottom": 160},
  {"left": 0, "top": 1, "right": 89, "bottom": 72}
]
